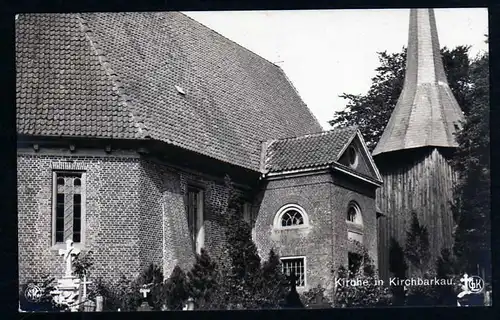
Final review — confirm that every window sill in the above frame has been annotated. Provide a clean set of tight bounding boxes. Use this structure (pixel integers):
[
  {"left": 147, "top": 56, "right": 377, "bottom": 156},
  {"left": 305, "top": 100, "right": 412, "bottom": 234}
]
[
  {"left": 50, "top": 242, "right": 86, "bottom": 252},
  {"left": 274, "top": 225, "right": 310, "bottom": 231},
  {"left": 346, "top": 221, "right": 363, "bottom": 232}
]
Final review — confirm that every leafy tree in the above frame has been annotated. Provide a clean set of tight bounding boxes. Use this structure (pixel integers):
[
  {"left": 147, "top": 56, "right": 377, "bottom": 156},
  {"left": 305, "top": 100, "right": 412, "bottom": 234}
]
[
  {"left": 451, "top": 51, "right": 490, "bottom": 280},
  {"left": 163, "top": 266, "right": 190, "bottom": 310},
  {"left": 187, "top": 249, "right": 219, "bottom": 310},
  {"left": 329, "top": 46, "right": 473, "bottom": 151}
]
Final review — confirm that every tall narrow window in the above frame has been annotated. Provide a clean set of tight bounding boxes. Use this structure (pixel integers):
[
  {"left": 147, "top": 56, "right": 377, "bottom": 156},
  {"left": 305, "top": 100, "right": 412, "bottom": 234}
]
[
  {"left": 53, "top": 172, "right": 85, "bottom": 245},
  {"left": 186, "top": 186, "right": 204, "bottom": 254}
]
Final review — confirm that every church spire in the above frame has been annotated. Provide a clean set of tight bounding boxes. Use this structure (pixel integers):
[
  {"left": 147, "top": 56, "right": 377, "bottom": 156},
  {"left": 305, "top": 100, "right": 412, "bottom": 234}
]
[{"left": 372, "top": 9, "right": 464, "bottom": 157}]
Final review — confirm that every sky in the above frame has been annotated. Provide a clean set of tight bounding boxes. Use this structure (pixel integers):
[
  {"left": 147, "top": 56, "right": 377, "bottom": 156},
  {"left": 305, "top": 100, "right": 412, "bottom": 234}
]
[{"left": 184, "top": 9, "right": 489, "bottom": 129}]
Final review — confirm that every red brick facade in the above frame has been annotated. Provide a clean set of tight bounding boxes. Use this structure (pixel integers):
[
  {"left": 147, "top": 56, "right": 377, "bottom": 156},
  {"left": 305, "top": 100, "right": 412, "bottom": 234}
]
[
  {"left": 253, "top": 171, "right": 378, "bottom": 295},
  {"left": 18, "top": 142, "right": 378, "bottom": 294},
  {"left": 17, "top": 148, "right": 246, "bottom": 286}
]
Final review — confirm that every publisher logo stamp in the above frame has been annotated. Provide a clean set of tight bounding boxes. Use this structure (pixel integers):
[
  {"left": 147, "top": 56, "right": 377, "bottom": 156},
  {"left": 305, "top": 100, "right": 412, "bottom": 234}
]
[
  {"left": 24, "top": 283, "right": 43, "bottom": 303},
  {"left": 457, "top": 274, "right": 484, "bottom": 298}
]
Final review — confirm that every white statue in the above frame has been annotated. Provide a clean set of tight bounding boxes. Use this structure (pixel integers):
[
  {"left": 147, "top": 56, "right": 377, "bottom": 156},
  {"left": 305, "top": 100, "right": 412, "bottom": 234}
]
[
  {"left": 59, "top": 239, "right": 80, "bottom": 278},
  {"left": 50, "top": 239, "right": 82, "bottom": 311}
]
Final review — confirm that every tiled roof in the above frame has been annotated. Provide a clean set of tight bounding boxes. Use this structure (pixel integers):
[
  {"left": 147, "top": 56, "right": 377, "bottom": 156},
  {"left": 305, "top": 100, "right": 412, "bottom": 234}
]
[
  {"left": 264, "top": 126, "right": 358, "bottom": 173},
  {"left": 16, "top": 14, "right": 141, "bottom": 139},
  {"left": 372, "top": 9, "right": 464, "bottom": 157},
  {"left": 16, "top": 12, "right": 323, "bottom": 171}
]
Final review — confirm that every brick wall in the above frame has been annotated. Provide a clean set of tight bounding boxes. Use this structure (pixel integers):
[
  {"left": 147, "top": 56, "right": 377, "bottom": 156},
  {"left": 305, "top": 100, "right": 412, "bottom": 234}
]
[
  {"left": 254, "top": 173, "right": 335, "bottom": 293},
  {"left": 253, "top": 171, "right": 378, "bottom": 294},
  {"left": 18, "top": 152, "right": 143, "bottom": 285},
  {"left": 18, "top": 150, "right": 248, "bottom": 285}
]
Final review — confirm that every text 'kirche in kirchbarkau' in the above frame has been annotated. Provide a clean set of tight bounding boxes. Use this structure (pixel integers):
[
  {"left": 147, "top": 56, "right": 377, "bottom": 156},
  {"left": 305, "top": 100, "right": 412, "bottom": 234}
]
[{"left": 335, "top": 277, "right": 455, "bottom": 287}]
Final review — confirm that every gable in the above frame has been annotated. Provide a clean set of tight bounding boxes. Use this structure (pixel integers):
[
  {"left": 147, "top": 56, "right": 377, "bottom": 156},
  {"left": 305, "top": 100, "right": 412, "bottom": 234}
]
[
  {"left": 337, "top": 130, "right": 382, "bottom": 182},
  {"left": 16, "top": 12, "right": 323, "bottom": 172},
  {"left": 263, "top": 127, "right": 358, "bottom": 173},
  {"left": 337, "top": 136, "right": 379, "bottom": 181}
]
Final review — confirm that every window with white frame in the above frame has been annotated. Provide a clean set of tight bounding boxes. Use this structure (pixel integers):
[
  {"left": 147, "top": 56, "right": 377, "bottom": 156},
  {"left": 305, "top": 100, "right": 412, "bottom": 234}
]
[
  {"left": 186, "top": 186, "right": 204, "bottom": 254},
  {"left": 273, "top": 204, "right": 309, "bottom": 229},
  {"left": 281, "top": 257, "right": 306, "bottom": 287},
  {"left": 53, "top": 171, "right": 85, "bottom": 245}
]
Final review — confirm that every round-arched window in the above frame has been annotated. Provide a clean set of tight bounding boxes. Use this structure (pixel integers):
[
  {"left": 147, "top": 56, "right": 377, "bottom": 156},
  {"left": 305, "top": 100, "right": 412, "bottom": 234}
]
[
  {"left": 281, "top": 209, "right": 303, "bottom": 227},
  {"left": 274, "top": 204, "right": 309, "bottom": 229},
  {"left": 346, "top": 201, "right": 362, "bottom": 225}
]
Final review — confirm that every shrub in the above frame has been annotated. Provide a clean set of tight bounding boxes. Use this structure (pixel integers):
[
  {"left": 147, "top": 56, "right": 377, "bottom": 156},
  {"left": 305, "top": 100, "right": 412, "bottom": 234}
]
[
  {"left": 187, "top": 249, "right": 219, "bottom": 310},
  {"left": 334, "top": 245, "right": 392, "bottom": 307},
  {"left": 259, "top": 249, "right": 289, "bottom": 308},
  {"left": 94, "top": 275, "right": 142, "bottom": 311},
  {"left": 300, "top": 284, "right": 331, "bottom": 308},
  {"left": 164, "top": 266, "right": 190, "bottom": 310}
]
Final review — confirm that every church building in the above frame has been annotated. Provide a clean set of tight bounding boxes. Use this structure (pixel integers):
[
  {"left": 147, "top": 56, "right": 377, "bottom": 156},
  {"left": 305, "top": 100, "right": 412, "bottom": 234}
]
[{"left": 16, "top": 12, "right": 383, "bottom": 293}]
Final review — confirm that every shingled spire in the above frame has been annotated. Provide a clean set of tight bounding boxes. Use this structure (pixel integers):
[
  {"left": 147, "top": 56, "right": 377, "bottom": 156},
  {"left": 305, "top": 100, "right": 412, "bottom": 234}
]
[
  {"left": 374, "top": 9, "right": 465, "bottom": 282},
  {"left": 372, "top": 8, "right": 464, "bottom": 157}
]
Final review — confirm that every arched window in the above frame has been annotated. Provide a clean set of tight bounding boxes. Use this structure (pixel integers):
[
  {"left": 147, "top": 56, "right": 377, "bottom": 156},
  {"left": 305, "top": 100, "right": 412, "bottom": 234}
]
[
  {"left": 274, "top": 204, "right": 309, "bottom": 229},
  {"left": 346, "top": 201, "right": 363, "bottom": 243},
  {"left": 346, "top": 201, "right": 362, "bottom": 225}
]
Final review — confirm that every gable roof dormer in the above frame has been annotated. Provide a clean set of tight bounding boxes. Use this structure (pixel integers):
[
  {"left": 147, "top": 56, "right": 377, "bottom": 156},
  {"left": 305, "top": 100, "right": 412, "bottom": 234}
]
[{"left": 262, "top": 127, "right": 382, "bottom": 186}]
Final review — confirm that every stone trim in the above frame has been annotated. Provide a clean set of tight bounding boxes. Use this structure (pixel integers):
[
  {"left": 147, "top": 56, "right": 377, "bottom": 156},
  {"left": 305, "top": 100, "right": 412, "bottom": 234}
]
[{"left": 51, "top": 162, "right": 87, "bottom": 171}]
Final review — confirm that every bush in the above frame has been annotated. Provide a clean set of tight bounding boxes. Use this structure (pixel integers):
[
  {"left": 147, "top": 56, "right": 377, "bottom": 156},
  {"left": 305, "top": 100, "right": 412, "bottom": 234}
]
[
  {"left": 164, "top": 266, "right": 190, "bottom": 310},
  {"left": 334, "top": 245, "right": 392, "bottom": 307},
  {"left": 137, "top": 263, "right": 166, "bottom": 310},
  {"left": 187, "top": 249, "right": 219, "bottom": 310},
  {"left": 94, "top": 275, "right": 142, "bottom": 311},
  {"left": 300, "top": 284, "right": 331, "bottom": 308},
  {"left": 259, "top": 249, "right": 289, "bottom": 308}
]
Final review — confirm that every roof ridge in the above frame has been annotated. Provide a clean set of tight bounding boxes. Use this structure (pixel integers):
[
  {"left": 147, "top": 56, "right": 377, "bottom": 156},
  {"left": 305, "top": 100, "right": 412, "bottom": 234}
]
[
  {"left": 270, "top": 125, "right": 358, "bottom": 143},
  {"left": 179, "top": 12, "right": 283, "bottom": 72},
  {"left": 77, "top": 13, "right": 148, "bottom": 139},
  {"left": 275, "top": 65, "right": 323, "bottom": 128}
]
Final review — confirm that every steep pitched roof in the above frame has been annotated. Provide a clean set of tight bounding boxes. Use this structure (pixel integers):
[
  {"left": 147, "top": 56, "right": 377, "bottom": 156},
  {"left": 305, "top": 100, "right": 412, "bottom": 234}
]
[
  {"left": 263, "top": 126, "right": 358, "bottom": 173},
  {"left": 16, "top": 12, "right": 323, "bottom": 171},
  {"left": 372, "top": 9, "right": 464, "bottom": 157}
]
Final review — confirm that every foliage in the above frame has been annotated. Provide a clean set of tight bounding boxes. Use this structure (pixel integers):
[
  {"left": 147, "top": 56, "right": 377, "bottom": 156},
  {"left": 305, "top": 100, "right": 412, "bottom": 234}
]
[
  {"left": 187, "top": 249, "right": 219, "bottom": 310},
  {"left": 334, "top": 243, "right": 391, "bottom": 307},
  {"left": 73, "top": 250, "right": 94, "bottom": 279},
  {"left": 163, "top": 266, "right": 190, "bottom": 310},
  {"left": 434, "top": 248, "right": 461, "bottom": 305},
  {"left": 328, "top": 46, "right": 473, "bottom": 151},
  {"left": 219, "top": 208, "right": 263, "bottom": 309},
  {"left": 388, "top": 237, "right": 407, "bottom": 305},
  {"left": 300, "top": 284, "right": 331, "bottom": 308},
  {"left": 451, "top": 51, "right": 490, "bottom": 278},
  {"left": 259, "top": 249, "right": 289, "bottom": 308},
  {"left": 94, "top": 275, "right": 142, "bottom": 311},
  {"left": 137, "top": 263, "right": 166, "bottom": 311},
  {"left": 404, "top": 212, "right": 431, "bottom": 277}
]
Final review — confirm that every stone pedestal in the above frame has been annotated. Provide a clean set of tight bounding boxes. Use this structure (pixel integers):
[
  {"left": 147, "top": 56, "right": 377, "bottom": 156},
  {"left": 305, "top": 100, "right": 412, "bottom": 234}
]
[{"left": 50, "top": 276, "right": 81, "bottom": 312}]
